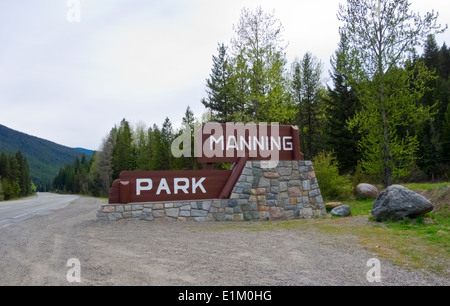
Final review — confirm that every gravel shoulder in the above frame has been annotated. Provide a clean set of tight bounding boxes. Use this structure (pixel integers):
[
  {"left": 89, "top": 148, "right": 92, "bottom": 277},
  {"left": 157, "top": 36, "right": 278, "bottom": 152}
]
[{"left": 0, "top": 197, "right": 447, "bottom": 286}]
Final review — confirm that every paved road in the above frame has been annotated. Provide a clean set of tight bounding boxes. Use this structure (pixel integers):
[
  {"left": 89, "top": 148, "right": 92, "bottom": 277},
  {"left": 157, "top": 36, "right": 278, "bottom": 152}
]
[{"left": 0, "top": 193, "right": 79, "bottom": 228}]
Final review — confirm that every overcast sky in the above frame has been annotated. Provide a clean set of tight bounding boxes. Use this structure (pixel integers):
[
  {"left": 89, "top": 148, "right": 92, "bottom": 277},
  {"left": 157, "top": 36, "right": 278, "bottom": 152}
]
[{"left": 0, "top": 0, "right": 449, "bottom": 150}]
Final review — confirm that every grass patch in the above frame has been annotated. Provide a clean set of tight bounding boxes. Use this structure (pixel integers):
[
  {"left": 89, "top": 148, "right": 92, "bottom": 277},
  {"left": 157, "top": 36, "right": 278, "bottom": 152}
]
[
  {"left": 402, "top": 182, "right": 450, "bottom": 191},
  {"left": 344, "top": 198, "right": 374, "bottom": 216}
]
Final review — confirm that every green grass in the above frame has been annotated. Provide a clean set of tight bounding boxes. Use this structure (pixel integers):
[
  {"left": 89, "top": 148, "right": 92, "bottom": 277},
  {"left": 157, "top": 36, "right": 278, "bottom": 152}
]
[
  {"left": 402, "top": 182, "right": 450, "bottom": 191},
  {"left": 342, "top": 198, "right": 374, "bottom": 216}
]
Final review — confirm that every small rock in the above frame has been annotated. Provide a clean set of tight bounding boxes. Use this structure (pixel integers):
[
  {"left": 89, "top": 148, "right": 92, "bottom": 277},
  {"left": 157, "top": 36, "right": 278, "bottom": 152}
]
[
  {"left": 355, "top": 183, "right": 379, "bottom": 199},
  {"left": 331, "top": 205, "right": 351, "bottom": 217},
  {"left": 326, "top": 202, "right": 343, "bottom": 209}
]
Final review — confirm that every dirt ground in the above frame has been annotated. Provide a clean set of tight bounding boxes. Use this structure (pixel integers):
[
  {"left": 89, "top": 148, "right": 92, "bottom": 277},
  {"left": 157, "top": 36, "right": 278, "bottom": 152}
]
[{"left": 0, "top": 197, "right": 447, "bottom": 286}]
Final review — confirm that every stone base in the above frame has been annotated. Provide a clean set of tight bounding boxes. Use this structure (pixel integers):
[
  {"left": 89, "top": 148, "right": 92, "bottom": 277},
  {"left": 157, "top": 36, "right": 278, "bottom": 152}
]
[{"left": 97, "top": 160, "right": 326, "bottom": 222}]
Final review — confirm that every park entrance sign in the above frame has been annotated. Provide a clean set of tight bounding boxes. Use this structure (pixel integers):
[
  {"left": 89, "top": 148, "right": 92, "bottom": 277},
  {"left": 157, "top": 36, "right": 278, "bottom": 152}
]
[
  {"left": 101, "top": 122, "right": 326, "bottom": 221},
  {"left": 108, "top": 123, "right": 303, "bottom": 204}
]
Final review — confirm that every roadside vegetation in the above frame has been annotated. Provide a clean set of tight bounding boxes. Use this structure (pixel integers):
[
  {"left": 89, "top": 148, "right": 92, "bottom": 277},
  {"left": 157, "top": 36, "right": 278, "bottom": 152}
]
[{"left": 0, "top": 151, "right": 35, "bottom": 201}]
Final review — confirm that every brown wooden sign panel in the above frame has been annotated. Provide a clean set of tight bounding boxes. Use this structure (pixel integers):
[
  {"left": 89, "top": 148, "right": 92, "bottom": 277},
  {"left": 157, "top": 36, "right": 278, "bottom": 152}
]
[
  {"left": 196, "top": 123, "right": 303, "bottom": 163},
  {"left": 109, "top": 170, "right": 232, "bottom": 204}
]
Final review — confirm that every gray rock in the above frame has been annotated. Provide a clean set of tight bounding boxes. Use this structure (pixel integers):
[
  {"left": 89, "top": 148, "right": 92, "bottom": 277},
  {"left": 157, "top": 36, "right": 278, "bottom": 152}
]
[
  {"left": 331, "top": 205, "right": 351, "bottom": 217},
  {"left": 139, "top": 213, "right": 154, "bottom": 221},
  {"left": 191, "top": 209, "right": 208, "bottom": 217},
  {"left": 355, "top": 183, "right": 379, "bottom": 199},
  {"left": 107, "top": 213, "right": 123, "bottom": 221},
  {"left": 371, "top": 185, "right": 433, "bottom": 222},
  {"left": 166, "top": 208, "right": 179, "bottom": 218}
]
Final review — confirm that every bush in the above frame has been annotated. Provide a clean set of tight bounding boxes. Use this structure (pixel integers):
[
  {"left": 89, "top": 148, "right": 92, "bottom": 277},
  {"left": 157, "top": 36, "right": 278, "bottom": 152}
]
[{"left": 313, "top": 152, "right": 353, "bottom": 200}]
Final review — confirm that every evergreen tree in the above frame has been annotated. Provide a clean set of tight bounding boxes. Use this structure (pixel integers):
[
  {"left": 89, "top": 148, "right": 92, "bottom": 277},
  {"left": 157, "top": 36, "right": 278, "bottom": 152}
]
[
  {"left": 149, "top": 124, "right": 163, "bottom": 170},
  {"left": 160, "top": 117, "right": 173, "bottom": 170},
  {"left": 180, "top": 106, "right": 197, "bottom": 170},
  {"left": 0, "top": 152, "right": 9, "bottom": 180},
  {"left": 323, "top": 32, "right": 361, "bottom": 174},
  {"left": 293, "top": 52, "right": 324, "bottom": 160},
  {"left": 15, "top": 151, "right": 30, "bottom": 196},
  {"left": 201, "top": 43, "right": 235, "bottom": 122},
  {"left": 423, "top": 35, "right": 440, "bottom": 73},
  {"left": 112, "top": 119, "right": 135, "bottom": 179},
  {"left": 439, "top": 43, "right": 450, "bottom": 80},
  {"left": 441, "top": 103, "right": 450, "bottom": 165},
  {"left": 416, "top": 119, "right": 439, "bottom": 180},
  {"left": 134, "top": 122, "right": 152, "bottom": 170}
]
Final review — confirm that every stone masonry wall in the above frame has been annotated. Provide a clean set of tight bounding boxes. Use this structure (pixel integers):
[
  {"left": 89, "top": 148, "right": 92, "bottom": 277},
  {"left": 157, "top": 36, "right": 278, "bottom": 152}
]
[{"left": 97, "top": 160, "right": 326, "bottom": 222}]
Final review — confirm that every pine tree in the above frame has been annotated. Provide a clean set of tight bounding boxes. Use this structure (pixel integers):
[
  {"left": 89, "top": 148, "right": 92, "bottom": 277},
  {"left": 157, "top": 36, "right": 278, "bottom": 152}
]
[
  {"left": 15, "top": 151, "right": 30, "bottom": 196},
  {"left": 416, "top": 119, "right": 439, "bottom": 180},
  {"left": 439, "top": 43, "right": 450, "bottom": 80},
  {"left": 160, "top": 117, "right": 173, "bottom": 170},
  {"left": 423, "top": 35, "right": 440, "bottom": 73},
  {"left": 323, "top": 32, "right": 361, "bottom": 174},
  {"left": 112, "top": 119, "right": 135, "bottom": 179},
  {"left": 0, "top": 152, "right": 9, "bottom": 180},
  {"left": 294, "top": 52, "right": 324, "bottom": 160},
  {"left": 134, "top": 122, "right": 152, "bottom": 170},
  {"left": 202, "top": 43, "right": 234, "bottom": 122},
  {"left": 441, "top": 103, "right": 450, "bottom": 165},
  {"left": 181, "top": 106, "right": 197, "bottom": 170}
]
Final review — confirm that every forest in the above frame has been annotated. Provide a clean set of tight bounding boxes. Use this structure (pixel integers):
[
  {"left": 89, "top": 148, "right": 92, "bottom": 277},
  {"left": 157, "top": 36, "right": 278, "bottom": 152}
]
[
  {"left": 0, "top": 151, "right": 34, "bottom": 201},
  {"left": 53, "top": 1, "right": 450, "bottom": 197}
]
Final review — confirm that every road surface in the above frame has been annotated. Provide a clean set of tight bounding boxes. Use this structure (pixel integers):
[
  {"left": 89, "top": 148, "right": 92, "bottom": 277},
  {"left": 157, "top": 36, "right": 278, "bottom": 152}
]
[
  {"left": 0, "top": 193, "right": 79, "bottom": 228},
  {"left": 0, "top": 195, "right": 447, "bottom": 286}
]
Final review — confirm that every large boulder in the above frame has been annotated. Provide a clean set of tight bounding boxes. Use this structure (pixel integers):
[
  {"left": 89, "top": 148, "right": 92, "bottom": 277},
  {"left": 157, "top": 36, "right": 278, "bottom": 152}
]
[
  {"left": 331, "top": 205, "right": 351, "bottom": 217},
  {"left": 355, "top": 183, "right": 379, "bottom": 199},
  {"left": 371, "top": 185, "right": 433, "bottom": 222}
]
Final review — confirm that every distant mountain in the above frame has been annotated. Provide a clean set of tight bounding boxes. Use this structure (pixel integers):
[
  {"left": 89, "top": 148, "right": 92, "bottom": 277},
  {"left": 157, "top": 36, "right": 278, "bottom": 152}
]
[
  {"left": 0, "top": 124, "right": 93, "bottom": 190},
  {"left": 74, "top": 147, "right": 94, "bottom": 156}
]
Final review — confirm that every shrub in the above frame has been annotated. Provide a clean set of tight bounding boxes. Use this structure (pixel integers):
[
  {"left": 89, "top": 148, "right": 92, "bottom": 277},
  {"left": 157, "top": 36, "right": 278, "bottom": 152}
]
[{"left": 313, "top": 152, "right": 353, "bottom": 200}]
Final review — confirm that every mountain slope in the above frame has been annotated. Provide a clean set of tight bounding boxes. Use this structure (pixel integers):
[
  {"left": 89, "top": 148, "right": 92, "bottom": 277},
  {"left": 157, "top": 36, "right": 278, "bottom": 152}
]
[{"left": 0, "top": 124, "right": 92, "bottom": 190}]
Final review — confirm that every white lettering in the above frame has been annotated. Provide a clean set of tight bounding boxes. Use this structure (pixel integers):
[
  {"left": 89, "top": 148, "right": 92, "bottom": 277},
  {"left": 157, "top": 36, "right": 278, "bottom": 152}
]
[
  {"left": 226, "top": 136, "right": 238, "bottom": 156},
  {"left": 283, "top": 136, "right": 293, "bottom": 150},
  {"left": 192, "top": 178, "right": 206, "bottom": 194},
  {"left": 156, "top": 178, "right": 171, "bottom": 195},
  {"left": 239, "top": 136, "right": 251, "bottom": 151},
  {"left": 271, "top": 136, "right": 281, "bottom": 151},
  {"left": 204, "top": 122, "right": 224, "bottom": 158},
  {"left": 136, "top": 178, "right": 152, "bottom": 195},
  {"left": 253, "top": 137, "right": 265, "bottom": 151},
  {"left": 210, "top": 135, "right": 224, "bottom": 151},
  {"left": 174, "top": 178, "right": 189, "bottom": 194}
]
